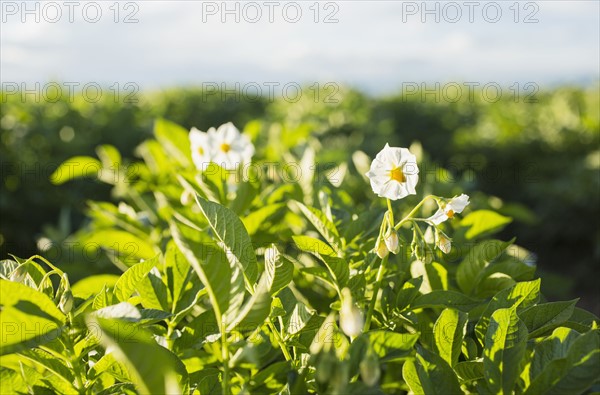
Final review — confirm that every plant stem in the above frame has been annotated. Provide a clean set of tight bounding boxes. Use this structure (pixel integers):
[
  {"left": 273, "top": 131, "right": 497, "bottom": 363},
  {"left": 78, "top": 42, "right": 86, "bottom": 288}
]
[
  {"left": 268, "top": 320, "right": 293, "bottom": 361},
  {"left": 363, "top": 255, "right": 388, "bottom": 332},
  {"left": 386, "top": 198, "right": 394, "bottom": 225},
  {"left": 394, "top": 195, "right": 435, "bottom": 230},
  {"left": 221, "top": 329, "right": 230, "bottom": 395}
]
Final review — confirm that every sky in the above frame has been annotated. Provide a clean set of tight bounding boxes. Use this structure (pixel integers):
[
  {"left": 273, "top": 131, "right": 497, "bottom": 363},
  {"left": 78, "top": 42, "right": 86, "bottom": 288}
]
[{"left": 1, "top": 0, "right": 599, "bottom": 95}]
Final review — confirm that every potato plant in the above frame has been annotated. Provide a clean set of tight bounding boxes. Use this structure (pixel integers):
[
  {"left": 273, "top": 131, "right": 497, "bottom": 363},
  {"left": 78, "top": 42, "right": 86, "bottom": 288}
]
[{"left": 1, "top": 119, "right": 598, "bottom": 394}]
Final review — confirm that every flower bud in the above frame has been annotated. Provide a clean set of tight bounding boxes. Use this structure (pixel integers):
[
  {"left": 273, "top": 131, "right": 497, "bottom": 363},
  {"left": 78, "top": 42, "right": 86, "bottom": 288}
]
[
  {"left": 359, "top": 352, "right": 381, "bottom": 387},
  {"left": 59, "top": 288, "right": 74, "bottom": 314},
  {"left": 375, "top": 237, "right": 389, "bottom": 259},
  {"left": 340, "top": 288, "right": 363, "bottom": 338},
  {"left": 437, "top": 233, "right": 452, "bottom": 254},
  {"left": 9, "top": 264, "right": 27, "bottom": 283},
  {"left": 384, "top": 230, "right": 400, "bottom": 254}
]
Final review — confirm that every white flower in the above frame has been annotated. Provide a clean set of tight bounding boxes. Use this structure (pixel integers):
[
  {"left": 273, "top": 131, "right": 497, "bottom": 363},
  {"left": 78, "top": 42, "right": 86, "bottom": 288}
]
[
  {"left": 208, "top": 122, "right": 254, "bottom": 171},
  {"left": 366, "top": 144, "right": 419, "bottom": 200},
  {"left": 189, "top": 122, "right": 255, "bottom": 171},
  {"left": 189, "top": 127, "right": 212, "bottom": 171},
  {"left": 428, "top": 194, "right": 470, "bottom": 225},
  {"left": 340, "top": 288, "right": 363, "bottom": 338}
]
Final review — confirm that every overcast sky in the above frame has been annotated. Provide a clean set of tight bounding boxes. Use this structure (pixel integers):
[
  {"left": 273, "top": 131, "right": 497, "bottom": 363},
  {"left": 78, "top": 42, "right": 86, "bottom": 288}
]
[{"left": 1, "top": 0, "right": 598, "bottom": 95}]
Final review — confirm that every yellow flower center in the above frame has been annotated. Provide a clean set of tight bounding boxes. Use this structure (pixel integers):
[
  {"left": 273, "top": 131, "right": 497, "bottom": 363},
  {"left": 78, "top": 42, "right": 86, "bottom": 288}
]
[
  {"left": 198, "top": 147, "right": 204, "bottom": 156},
  {"left": 447, "top": 209, "right": 455, "bottom": 218},
  {"left": 220, "top": 143, "right": 231, "bottom": 153},
  {"left": 389, "top": 166, "right": 406, "bottom": 183}
]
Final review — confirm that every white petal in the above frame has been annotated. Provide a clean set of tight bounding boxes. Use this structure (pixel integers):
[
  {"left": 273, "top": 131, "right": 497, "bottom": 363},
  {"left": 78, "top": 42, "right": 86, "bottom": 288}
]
[
  {"left": 218, "top": 122, "right": 240, "bottom": 143},
  {"left": 428, "top": 209, "right": 449, "bottom": 225},
  {"left": 448, "top": 194, "right": 470, "bottom": 213}
]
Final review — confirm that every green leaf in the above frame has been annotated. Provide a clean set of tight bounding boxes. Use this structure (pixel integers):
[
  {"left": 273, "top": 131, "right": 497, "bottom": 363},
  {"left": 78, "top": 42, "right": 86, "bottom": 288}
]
[
  {"left": 164, "top": 241, "right": 191, "bottom": 309},
  {"left": 403, "top": 346, "right": 462, "bottom": 395},
  {"left": 86, "top": 316, "right": 186, "bottom": 394},
  {"left": 241, "top": 203, "right": 286, "bottom": 236},
  {"left": 264, "top": 245, "right": 294, "bottom": 296},
  {"left": 483, "top": 308, "right": 529, "bottom": 394},
  {"left": 434, "top": 308, "right": 468, "bottom": 367},
  {"left": 367, "top": 330, "right": 419, "bottom": 361},
  {"left": 475, "top": 279, "right": 541, "bottom": 344},
  {"left": 293, "top": 235, "right": 349, "bottom": 288},
  {"left": 196, "top": 196, "right": 258, "bottom": 286},
  {"left": 525, "top": 330, "right": 600, "bottom": 395},
  {"left": 455, "top": 359, "right": 485, "bottom": 382},
  {"left": 136, "top": 267, "right": 170, "bottom": 311},
  {"left": 292, "top": 201, "right": 342, "bottom": 253},
  {"left": 94, "top": 302, "right": 142, "bottom": 321},
  {"left": 529, "top": 327, "right": 580, "bottom": 379},
  {"left": 154, "top": 118, "right": 191, "bottom": 167},
  {"left": 113, "top": 257, "right": 159, "bottom": 303},
  {"left": 519, "top": 299, "right": 578, "bottom": 338},
  {"left": 71, "top": 274, "right": 120, "bottom": 299},
  {"left": 410, "top": 260, "right": 448, "bottom": 292},
  {"left": 411, "top": 290, "right": 481, "bottom": 312},
  {"left": 170, "top": 222, "right": 232, "bottom": 327},
  {"left": 226, "top": 278, "right": 271, "bottom": 335},
  {"left": 396, "top": 277, "right": 423, "bottom": 311},
  {"left": 461, "top": 210, "right": 512, "bottom": 240},
  {"left": 96, "top": 144, "right": 122, "bottom": 168},
  {"left": 456, "top": 239, "right": 513, "bottom": 295},
  {"left": 0, "top": 279, "right": 65, "bottom": 355},
  {"left": 83, "top": 230, "right": 158, "bottom": 262},
  {"left": 50, "top": 156, "right": 102, "bottom": 185}
]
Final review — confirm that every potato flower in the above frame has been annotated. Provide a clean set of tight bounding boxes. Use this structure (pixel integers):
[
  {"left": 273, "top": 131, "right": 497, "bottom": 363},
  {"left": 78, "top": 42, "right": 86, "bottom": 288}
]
[
  {"left": 366, "top": 144, "right": 419, "bottom": 200},
  {"left": 428, "top": 194, "right": 470, "bottom": 225},
  {"left": 189, "top": 122, "right": 254, "bottom": 171}
]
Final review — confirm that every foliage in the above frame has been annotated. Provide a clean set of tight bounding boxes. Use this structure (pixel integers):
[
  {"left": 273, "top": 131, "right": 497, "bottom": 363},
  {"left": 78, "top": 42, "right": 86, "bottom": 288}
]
[{"left": 1, "top": 119, "right": 598, "bottom": 394}]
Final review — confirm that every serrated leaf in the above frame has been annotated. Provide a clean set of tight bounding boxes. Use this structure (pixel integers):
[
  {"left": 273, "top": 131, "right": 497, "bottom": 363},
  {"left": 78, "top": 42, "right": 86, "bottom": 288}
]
[
  {"left": 293, "top": 235, "right": 349, "bottom": 288},
  {"left": 292, "top": 201, "right": 342, "bottom": 253},
  {"left": 461, "top": 210, "right": 512, "bottom": 240},
  {"left": 483, "top": 308, "right": 528, "bottom": 394},
  {"left": 196, "top": 196, "right": 258, "bottom": 286},
  {"left": 434, "top": 308, "right": 468, "bottom": 367},
  {"left": 0, "top": 279, "right": 65, "bottom": 355},
  {"left": 519, "top": 299, "right": 578, "bottom": 338},
  {"left": 50, "top": 156, "right": 102, "bottom": 185}
]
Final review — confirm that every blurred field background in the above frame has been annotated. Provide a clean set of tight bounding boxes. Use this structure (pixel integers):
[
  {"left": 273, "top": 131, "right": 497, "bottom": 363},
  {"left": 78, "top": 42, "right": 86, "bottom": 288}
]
[{"left": 1, "top": 85, "right": 598, "bottom": 314}]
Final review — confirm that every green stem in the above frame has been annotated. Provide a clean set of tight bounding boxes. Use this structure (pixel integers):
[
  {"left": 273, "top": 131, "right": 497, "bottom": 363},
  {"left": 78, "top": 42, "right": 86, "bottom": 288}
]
[
  {"left": 394, "top": 195, "right": 435, "bottom": 230},
  {"left": 268, "top": 320, "right": 293, "bottom": 361},
  {"left": 386, "top": 198, "right": 394, "bottom": 225},
  {"left": 363, "top": 255, "right": 388, "bottom": 332},
  {"left": 221, "top": 327, "right": 230, "bottom": 395}
]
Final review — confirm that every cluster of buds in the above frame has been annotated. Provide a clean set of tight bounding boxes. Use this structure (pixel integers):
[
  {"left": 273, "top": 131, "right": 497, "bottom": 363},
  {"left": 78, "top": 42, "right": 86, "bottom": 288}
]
[{"left": 374, "top": 211, "right": 401, "bottom": 259}]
